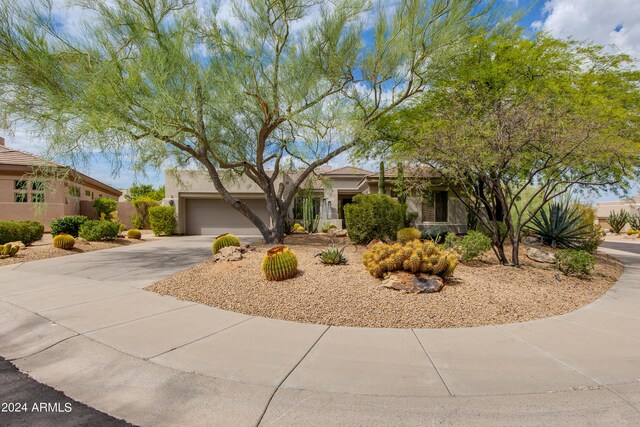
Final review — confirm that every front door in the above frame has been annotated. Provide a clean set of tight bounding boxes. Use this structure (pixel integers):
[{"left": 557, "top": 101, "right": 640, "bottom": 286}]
[{"left": 339, "top": 197, "right": 353, "bottom": 228}]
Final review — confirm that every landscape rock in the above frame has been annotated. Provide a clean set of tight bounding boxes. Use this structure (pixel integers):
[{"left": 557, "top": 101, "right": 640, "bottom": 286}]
[
  {"left": 526, "top": 247, "right": 555, "bottom": 264},
  {"left": 382, "top": 272, "right": 444, "bottom": 294},
  {"left": 366, "top": 238, "right": 383, "bottom": 249},
  {"left": 328, "top": 228, "right": 348, "bottom": 238},
  {"left": 522, "top": 236, "right": 540, "bottom": 245},
  {"left": 75, "top": 237, "right": 90, "bottom": 246},
  {"left": 239, "top": 244, "right": 255, "bottom": 253},
  {"left": 214, "top": 246, "right": 243, "bottom": 262}
]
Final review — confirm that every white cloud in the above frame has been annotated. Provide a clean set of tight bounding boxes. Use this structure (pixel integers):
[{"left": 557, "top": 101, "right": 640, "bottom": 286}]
[{"left": 536, "top": 0, "right": 640, "bottom": 59}]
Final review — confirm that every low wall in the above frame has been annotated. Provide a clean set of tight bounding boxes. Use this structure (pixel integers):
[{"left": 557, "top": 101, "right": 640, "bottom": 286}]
[{"left": 79, "top": 201, "right": 135, "bottom": 229}]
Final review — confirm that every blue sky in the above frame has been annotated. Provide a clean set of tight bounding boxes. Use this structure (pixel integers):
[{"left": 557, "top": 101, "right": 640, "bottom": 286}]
[{"left": 2, "top": 0, "right": 638, "bottom": 201}]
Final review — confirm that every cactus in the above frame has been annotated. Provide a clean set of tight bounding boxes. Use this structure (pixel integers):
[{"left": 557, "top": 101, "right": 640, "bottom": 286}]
[
  {"left": 262, "top": 246, "right": 298, "bottom": 281},
  {"left": 53, "top": 234, "right": 75, "bottom": 250},
  {"left": 1, "top": 243, "right": 11, "bottom": 255},
  {"left": 302, "top": 196, "right": 319, "bottom": 233},
  {"left": 126, "top": 228, "right": 142, "bottom": 239},
  {"left": 212, "top": 233, "right": 241, "bottom": 254},
  {"left": 317, "top": 245, "right": 348, "bottom": 265},
  {"left": 362, "top": 240, "right": 458, "bottom": 279},
  {"left": 0, "top": 243, "right": 19, "bottom": 258},
  {"left": 396, "top": 227, "right": 421, "bottom": 243}
]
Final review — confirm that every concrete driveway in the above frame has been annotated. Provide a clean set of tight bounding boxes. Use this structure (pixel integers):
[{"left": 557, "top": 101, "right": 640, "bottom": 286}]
[{"left": 1, "top": 236, "right": 639, "bottom": 426}]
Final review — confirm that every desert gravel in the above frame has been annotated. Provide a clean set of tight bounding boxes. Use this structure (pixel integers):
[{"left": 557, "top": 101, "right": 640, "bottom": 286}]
[{"left": 147, "top": 234, "right": 624, "bottom": 328}]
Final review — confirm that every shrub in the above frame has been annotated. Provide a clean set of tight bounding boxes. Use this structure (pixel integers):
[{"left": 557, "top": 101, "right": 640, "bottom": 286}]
[
  {"left": 93, "top": 197, "right": 117, "bottom": 219},
  {"left": 0, "top": 220, "right": 45, "bottom": 245},
  {"left": 132, "top": 196, "right": 158, "bottom": 229},
  {"left": 555, "top": 249, "right": 596, "bottom": 276},
  {"left": 362, "top": 240, "right": 458, "bottom": 278},
  {"left": 212, "top": 233, "right": 241, "bottom": 254},
  {"left": 396, "top": 227, "right": 421, "bottom": 243},
  {"left": 50, "top": 215, "right": 88, "bottom": 237},
  {"left": 628, "top": 214, "right": 640, "bottom": 231},
  {"left": 78, "top": 220, "right": 119, "bottom": 241},
  {"left": 0, "top": 242, "right": 20, "bottom": 258},
  {"left": 317, "top": 245, "right": 348, "bottom": 265},
  {"left": 405, "top": 211, "right": 419, "bottom": 227},
  {"left": 420, "top": 225, "right": 449, "bottom": 244},
  {"left": 608, "top": 210, "right": 628, "bottom": 234},
  {"left": 262, "top": 246, "right": 298, "bottom": 281},
  {"left": 321, "top": 222, "right": 337, "bottom": 233},
  {"left": 148, "top": 206, "right": 176, "bottom": 236},
  {"left": 527, "top": 200, "right": 593, "bottom": 249},
  {"left": 52, "top": 234, "right": 75, "bottom": 250},
  {"left": 126, "top": 229, "right": 142, "bottom": 239},
  {"left": 459, "top": 230, "right": 492, "bottom": 262},
  {"left": 344, "top": 194, "right": 405, "bottom": 244},
  {"left": 573, "top": 204, "right": 604, "bottom": 253},
  {"left": 442, "top": 232, "right": 460, "bottom": 250}
]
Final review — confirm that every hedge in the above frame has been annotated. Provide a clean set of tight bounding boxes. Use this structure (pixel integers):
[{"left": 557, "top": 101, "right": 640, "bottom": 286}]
[
  {"left": 78, "top": 220, "right": 120, "bottom": 241},
  {"left": 50, "top": 215, "right": 88, "bottom": 237},
  {"left": 149, "top": 206, "right": 176, "bottom": 236},
  {"left": 0, "top": 220, "right": 44, "bottom": 245}
]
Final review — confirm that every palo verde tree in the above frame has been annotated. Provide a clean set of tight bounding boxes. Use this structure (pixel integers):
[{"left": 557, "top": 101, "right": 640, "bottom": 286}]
[
  {"left": 379, "top": 30, "right": 640, "bottom": 265},
  {"left": 0, "top": 0, "right": 497, "bottom": 243}
]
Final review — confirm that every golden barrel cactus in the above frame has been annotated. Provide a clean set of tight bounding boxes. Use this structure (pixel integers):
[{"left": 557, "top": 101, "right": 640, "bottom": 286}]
[
  {"left": 127, "top": 228, "right": 142, "bottom": 239},
  {"left": 362, "top": 240, "right": 458, "bottom": 279},
  {"left": 53, "top": 234, "right": 75, "bottom": 250},
  {"left": 212, "top": 233, "right": 241, "bottom": 254},
  {"left": 262, "top": 246, "right": 298, "bottom": 281},
  {"left": 396, "top": 227, "right": 421, "bottom": 243}
]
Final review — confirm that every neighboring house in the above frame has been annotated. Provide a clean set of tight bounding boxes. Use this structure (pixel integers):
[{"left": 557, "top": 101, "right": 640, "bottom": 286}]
[
  {"left": 595, "top": 193, "right": 640, "bottom": 231},
  {"left": 164, "top": 165, "right": 467, "bottom": 235},
  {"left": 0, "top": 138, "right": 121, "bottom": 231}
]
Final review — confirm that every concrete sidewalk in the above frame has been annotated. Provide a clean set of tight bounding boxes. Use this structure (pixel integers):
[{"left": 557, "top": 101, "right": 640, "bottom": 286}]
[{"left": 1, "top": 237, "right": 639, "bottom": 426}]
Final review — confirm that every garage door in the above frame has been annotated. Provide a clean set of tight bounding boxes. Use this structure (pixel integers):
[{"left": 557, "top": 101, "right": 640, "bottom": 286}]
[{"left": 185, "top": 198, "right": 270, "bottom": 235}]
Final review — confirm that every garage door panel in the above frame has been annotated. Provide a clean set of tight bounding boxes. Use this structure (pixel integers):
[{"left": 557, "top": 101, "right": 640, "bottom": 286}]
[{"left": 185, "top": 198, "right": 269, "bottom": 235}]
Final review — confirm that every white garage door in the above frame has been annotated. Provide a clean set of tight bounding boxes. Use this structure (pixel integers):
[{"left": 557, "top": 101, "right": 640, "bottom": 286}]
[{"left": 185, "top": 198, "right": 270, "bottom": 235}]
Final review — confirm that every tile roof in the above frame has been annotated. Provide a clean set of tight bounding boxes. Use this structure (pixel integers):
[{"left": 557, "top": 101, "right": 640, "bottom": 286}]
[
  {"left": 322, "top": 166, "right": 373, "bottom": 176},
  {"left": 0, "top": 145, "right": 63, "bottom": 167}
]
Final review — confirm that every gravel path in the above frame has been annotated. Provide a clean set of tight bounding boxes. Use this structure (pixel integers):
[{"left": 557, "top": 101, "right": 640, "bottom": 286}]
[{"left": 147, "top": 235, "right": 623, "bottom": 328}]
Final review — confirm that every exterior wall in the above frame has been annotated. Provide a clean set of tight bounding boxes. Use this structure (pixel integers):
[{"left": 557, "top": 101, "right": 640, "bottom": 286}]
[
  {"left": 412, "top": 193, "right": 468, "bottom": 234},
  {"left": 320, "top": 176, "right": 366, "bottom": 222},
  {"left": 595, "top": 196, "right": 640, "bottom": 232}
]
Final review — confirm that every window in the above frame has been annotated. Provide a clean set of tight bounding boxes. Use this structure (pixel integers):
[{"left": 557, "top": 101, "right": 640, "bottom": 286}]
[
  {"left": 69, "top": 186, "right": 80, "bottom": 197},
  {"left": 14, "top": 192, "right": 27, "bottom": 203},
  {"left": 31, "top": 193, "right": 44, "bottom": 203},
  {"left": 14, "top": 180, "right": 27, "bottom": 190},
  {"left": 85, "top": 190, "right": 91, "bottom": 197},
  {"left": 421, "top": 191, "right": 448, "bottom": 223},
  {"left": 31, "top": 181, "right": 45, "bottom": 191}
]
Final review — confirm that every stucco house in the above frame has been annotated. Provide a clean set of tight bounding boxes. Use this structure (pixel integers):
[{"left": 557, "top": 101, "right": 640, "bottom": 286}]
[
  {"left": 164, "top": 165, "right": 467, "bottom": 235},
  {"left": 0, "top": 137, "right": 121, "bottom": 230},
  {"left": 595, "top": 193, "right": 640, "bottom": 231}
]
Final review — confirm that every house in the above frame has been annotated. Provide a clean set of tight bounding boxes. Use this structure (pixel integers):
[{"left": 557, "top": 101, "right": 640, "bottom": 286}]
[
  {"left": 164, "top": 165, "right": 468, "bottom": 235},
  {"left": 595, "top": 193, "right": 640, "bottom": 231},
  {"left": 0, "top": 137, "right": 121, "bottom": 230}
]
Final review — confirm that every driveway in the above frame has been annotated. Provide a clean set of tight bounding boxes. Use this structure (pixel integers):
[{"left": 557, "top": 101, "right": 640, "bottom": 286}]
[{"left": 1, "top": 237, "right": 639, "bottom": 426}]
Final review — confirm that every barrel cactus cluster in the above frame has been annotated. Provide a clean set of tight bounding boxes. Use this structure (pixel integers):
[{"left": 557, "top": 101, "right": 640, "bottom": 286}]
[
  {"left": 362, "top": 240, "right": 458, "bottom": 279},
  {"left": 212, "top": 233, "right": 241, "bottom": 254},
  {"left": 53, "top": 233, "right": 75, "bottom": 250},
  {"left": 262, "top": 246, "right": 298, "bottom": 281},
  {"left": 0, "top": 243, "right": 19, "bottom": 259},
  {"left": 126, "top": 228, "right": 142, "bottom": 239}
]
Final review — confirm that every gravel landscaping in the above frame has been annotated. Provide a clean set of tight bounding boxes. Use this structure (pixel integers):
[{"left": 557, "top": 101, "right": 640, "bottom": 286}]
[
  {"left": 147, "top": 234, "right": 624, "bottom": 328},
  {"left": 0, "top": 231, "right": 157, "bottom": 267}
]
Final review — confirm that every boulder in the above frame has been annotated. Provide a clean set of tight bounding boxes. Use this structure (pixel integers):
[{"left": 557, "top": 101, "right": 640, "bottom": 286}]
[
  {"left": 382, "top": 272, "right": 444, "bottom": 294},
  {"left": 214, "top": 246, "right": 243, "bottom": 262},
  {"left": 366, "top": 238, "right": 383, "bottom": 249},
  {"left": 526, "top": 247, "right": 555, "bottom": 264},
  {"left": 239, "top": 244, "right": 255, "bottom": 253},
  {"left": 522, "top": 236, "right": 540, "bottom": 245},
  {"left": 75, "top": 237, "right": 90, "bottom": 246},
  {"left": 327, "top": 228, "right": 347, "bottom": 238}
]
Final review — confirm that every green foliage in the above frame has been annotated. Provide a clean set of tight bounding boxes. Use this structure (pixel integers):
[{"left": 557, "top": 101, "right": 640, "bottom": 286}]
[
  {"left": 93, "top": 198, "right": 117, "bottom": 219},
  {"left": 212, "top": 233, "right": 241, "bottom": 254},
  {"left": 125, "top": 184, "right": 164, "bottom": 202},
  {"left": 148, "top": 206, "right": 176, "bottom": 236},
  {"left": 0, "top": 220, "right": 44, "bottom": 245},
  {"left": 459, "top": 231, "right": 492, "bottom": 262},
  {"left": 528, "top": 200, "right": 592, "bottom": 249},
  {"left": 573, "top": 204, "right": 603, "bottom": 253},
  {"left": 396, "top": 227, "right": 421, "bottom": 243},
  {"left": 608, "top": 210, "right": 629, "bottom": 234},
  {"left": 126, "top": 229, "right": 142, "bottom": 239},
  {"left": 302, "top": 195, "right": 319, "bottom": 233},
  {"left": 362, "top": 240, "right": 458, "bottom": 279},
  {"left": 50, "top": 215, "right": 88, "bottom": 237},
  {"left": 378, "top": 161, "right": 385, "bottom": 194},
  {"left": 321, "top": 222, "right": 337, "bottom": 233},
  {"left": 317, "top": 245, "right": 348, "bottom": 265},
  {"left": 556, "top": 250, "right": 596, "bottom": 276},
  {"left": 0, "top": 242, "right": 19, "bottom": 258},
  {"left": 420, "top": 226, "right": 449, "bottom": 244},
  {"left": 78, "top": 220, "right": 119, "bottom": 241},
  {"left": 344, "top": 194, "right": 406, "bottom": 244},
  {"left": 0, "top": 0, "right": 497, "bottom": 244},
  {"left": 262, "top": 246, "right": 298, "bottom": 281},
  {"left": 628, "top": 214, "right": 640, "bottom": 231},
  {"left": 52, "top": 234, "right": 75, "bottom": 250},
  {"left": 131, "top": 196, "right": 158, "bottom": 229},
  {"left": 405, "top": 211, "right": 418, "bottom": 227}
]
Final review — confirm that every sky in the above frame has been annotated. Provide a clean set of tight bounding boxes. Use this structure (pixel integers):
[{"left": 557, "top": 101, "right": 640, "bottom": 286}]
[{"left": 2, "top": 0, "right": 639, "bottom": 200}]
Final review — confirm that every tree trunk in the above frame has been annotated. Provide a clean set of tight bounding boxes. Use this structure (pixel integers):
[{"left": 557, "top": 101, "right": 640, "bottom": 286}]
[
  {"left": 492, "top": 240, "right": 509, "bottom": 265},
  {"left": 510, "top": 236, "right": 520, "bottom": 267}
]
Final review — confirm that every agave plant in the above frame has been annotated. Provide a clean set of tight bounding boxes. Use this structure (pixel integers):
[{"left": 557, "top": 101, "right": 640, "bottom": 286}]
[
  {"left": 627, "top": 213, "right": 640, "bottom": 231},
  {"left": 527, "top": 200, "right": 592, "bottom": 249},
  {"left": 608, "top": 210, "right": 629, "bottom": 234},
  {"left": 316, "top": 245, "right": 348, "bottom": 265}
]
